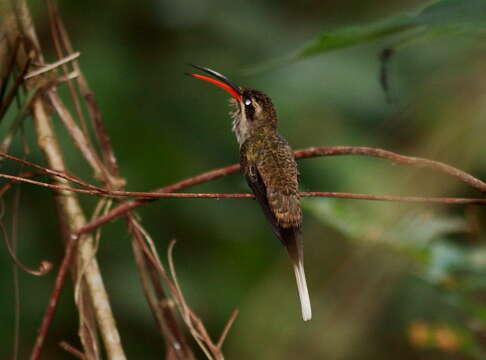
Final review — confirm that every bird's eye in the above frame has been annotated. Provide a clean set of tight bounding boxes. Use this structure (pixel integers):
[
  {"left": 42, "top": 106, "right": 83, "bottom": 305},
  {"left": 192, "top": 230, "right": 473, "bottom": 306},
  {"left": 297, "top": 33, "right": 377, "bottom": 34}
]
[{"left": 244, "top": 98, "right": 252, "bottom": 106}]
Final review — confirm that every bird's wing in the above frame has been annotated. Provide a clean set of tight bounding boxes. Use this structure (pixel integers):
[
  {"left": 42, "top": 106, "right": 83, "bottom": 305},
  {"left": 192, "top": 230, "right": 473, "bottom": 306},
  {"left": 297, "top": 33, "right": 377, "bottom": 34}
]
[
  {"left": 241, "top": 140, "right": 281, "bottom": 239},
  {"left": 241, "top": 137, "right": 311, "bottom": 321},
  {"left": 254, "top": 136, "right": 302, "bottom": 230},
  {"left": 241, "top": 135, "right": 302, "bottom": 231}
]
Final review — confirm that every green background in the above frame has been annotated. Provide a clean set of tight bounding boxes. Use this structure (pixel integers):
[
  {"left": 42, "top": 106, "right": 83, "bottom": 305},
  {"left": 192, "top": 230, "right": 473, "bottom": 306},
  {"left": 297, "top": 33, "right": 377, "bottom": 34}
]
[{"left": 1, "top": 0, "right": 486, "bottom": 358}]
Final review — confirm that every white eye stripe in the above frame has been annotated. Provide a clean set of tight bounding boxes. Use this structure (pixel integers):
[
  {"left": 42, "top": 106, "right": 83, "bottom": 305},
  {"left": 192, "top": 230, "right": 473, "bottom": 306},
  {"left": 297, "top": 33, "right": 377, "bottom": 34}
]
[{"left": 244, "top": 98, "right": 252, "bottom": 106}]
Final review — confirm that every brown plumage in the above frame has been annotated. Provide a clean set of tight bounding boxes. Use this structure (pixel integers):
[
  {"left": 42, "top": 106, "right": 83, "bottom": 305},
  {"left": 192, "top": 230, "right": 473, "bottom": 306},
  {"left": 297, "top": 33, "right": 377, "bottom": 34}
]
[
  {"left": 189, "top": 66, "right": 311, "bottom": 321},
  {"left": 240, "top": 129, "right": 301, "bottom": 231},
  {"left": 235, "top": 89, "right": 311, "bottom": 321}
]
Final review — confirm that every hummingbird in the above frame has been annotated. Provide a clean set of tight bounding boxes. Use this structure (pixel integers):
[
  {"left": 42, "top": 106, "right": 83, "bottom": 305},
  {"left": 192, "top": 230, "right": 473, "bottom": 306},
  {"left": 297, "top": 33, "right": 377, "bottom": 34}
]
[{"left": 188, "top": 64, "right": 311, "bottom": 321}]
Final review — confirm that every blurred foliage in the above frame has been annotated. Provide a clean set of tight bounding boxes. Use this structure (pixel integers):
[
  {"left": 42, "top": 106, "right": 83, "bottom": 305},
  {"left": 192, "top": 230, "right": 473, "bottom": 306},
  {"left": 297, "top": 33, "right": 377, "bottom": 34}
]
[
  {"left": 249, "top": 0, "right": 486, "bottom": 72},
  {"left": 1, "top": 0, "right": 486, "bottom": 359}
]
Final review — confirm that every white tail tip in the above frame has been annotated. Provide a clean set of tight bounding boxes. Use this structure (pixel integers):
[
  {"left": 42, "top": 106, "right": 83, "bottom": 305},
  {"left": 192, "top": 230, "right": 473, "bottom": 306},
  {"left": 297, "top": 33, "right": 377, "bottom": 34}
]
[{"left": 293, "top": 261, "right": 312, "bottom": 321}]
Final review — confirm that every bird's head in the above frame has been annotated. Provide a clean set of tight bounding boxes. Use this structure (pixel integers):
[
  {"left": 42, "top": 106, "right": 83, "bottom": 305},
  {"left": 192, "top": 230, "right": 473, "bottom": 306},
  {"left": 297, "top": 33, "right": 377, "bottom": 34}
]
[{"left": 188, "top": 64, "right": 277, "bottom": 145}]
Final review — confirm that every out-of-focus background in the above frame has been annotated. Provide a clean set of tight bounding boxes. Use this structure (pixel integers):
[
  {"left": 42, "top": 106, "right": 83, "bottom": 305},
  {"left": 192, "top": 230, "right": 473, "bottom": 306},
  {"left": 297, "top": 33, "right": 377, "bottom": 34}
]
[{"left": 2, "top": 0, "right": 486, "bottom": 358}]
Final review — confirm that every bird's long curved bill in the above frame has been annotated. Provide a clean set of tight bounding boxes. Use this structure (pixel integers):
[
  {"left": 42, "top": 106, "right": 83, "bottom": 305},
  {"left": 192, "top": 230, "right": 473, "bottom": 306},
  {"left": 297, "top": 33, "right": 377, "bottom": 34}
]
[{"left": 187, "top": 64, "right": 242, "bottom": 101}]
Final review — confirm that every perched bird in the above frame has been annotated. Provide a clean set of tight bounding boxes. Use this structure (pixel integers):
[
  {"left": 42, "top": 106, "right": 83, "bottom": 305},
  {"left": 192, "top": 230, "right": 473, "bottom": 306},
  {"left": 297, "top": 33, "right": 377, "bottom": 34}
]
[{"left": 188, "top": 65, "right": 311, "bottom": 321}]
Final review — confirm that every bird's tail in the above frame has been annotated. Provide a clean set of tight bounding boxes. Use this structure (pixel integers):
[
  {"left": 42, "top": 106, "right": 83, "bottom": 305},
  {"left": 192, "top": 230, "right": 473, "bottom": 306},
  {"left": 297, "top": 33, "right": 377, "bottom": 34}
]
[
  {"left": 293, "top": 258, "right": 312, "bottom": 321},
  {"left": 281, "top": 227, "right": 312, "bottom": 321}
]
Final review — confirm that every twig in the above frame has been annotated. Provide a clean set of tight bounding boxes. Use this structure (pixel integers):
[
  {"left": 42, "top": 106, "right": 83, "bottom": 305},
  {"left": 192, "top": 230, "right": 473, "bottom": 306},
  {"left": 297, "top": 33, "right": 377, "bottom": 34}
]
[
  {"left": 48, "top": 91, "right": 112, "bottom": 182},
  {"left": 30, "top": 234, "right": 80, "bottom": 360},
  {"left": 217, "top": 310, "right": 239, "bottom": 350},
  {"left": 0, "top": 150, "right": 101, "bottom": 190},
  {"left": 300, "top": 192, "right": 486, "bottom": 205},
  {"left": 130, "top": 226, "right": 218, "bottom": 358},
  {"left": 4, "top": 172, "right": 486, "bottom": 203},
  {"left": 23, "top": 51, "right": 80, "bottom": 79},
  {"left": 129, "top": 217, "right": 195, "bottom": 360},
  {"left": 1, "top": 87, "right": 38, "bottom": 154},
  {"left": 0, "top": 173, "right": 105, "bottom": 194},
  {"left": 0, "top": 221, "right": 52, "bottom": 276},
  {"left": 75, "top": 199, "right": 109, "bottom": 360},
  {"left": 167, "top": 240, "right": 220, "bottom": 360},
  {"left": 54, "top": 70, "right": 79, "bottom": 84},
  {"left": 0, "top": 54, "right": 31, "bottom": 122},
  {"left": 8, "top": 166, "right": 22, "bottom": 360},
  {"left": 157, "top": 164, "right": 241, "bottom": 193},
  {"left": 294, "top": 146, "right": 486, "bottom": 194},
  {"left": 46, "top": 0, "right": 91, "bottom": 151},
  {"left": 59, "top": 341, "right": 86, "bottom": 360},
  {"left": 8, "top": 2, "right": 126, "bottom": 358},
  {"left": 0, "top": 35, "right": 20, "bottom": 103},
  {"left": 0, "top": 171, "right": 39, "bottom": 196},
  {"left": 73, "top": 145, "right": 486, "bottom": 234},
  {"left": 2, "top": 145, "right": 486, "bottom": 236},
  {"left": 48, "top": 0, "right": 123, "bottom": 180}
]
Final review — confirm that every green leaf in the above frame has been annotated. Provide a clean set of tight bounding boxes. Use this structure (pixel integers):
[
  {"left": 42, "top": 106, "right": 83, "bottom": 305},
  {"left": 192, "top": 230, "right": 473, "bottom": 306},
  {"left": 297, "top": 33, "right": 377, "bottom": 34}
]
[
  {"left": 247, "top": 0, "right": 486, "bottom": 73},
  {"left": 296, "top": 16, "right": 416, "bottom": 60},
  {"left": 414, "top": 0, "right": 486, "bottom": 26}
]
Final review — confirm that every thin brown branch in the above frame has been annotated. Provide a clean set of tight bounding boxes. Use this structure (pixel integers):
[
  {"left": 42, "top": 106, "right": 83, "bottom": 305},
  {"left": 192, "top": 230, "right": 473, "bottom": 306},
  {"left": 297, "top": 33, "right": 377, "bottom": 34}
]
[
  {"left": 301, "top": 192, "right": 486, "bottom": 204},
  {"left": 75, "top": 146, "right": 486, "bottom": 235},
  {"left": 0, "top": 171, "right": 39, "bottom": 196},
  {"left": 0, "top": 53, "right": 31, "bottom": 121},
  {"left": 4, "top": 145, "right": 485, "bottom": 231},
  {"left": 48, "top": 0, "right": 122, "bottom": 179},
  {"left": 24, "top": 51, "right": 80, "bottom": 79},
  {"left": 8, "top": 2, "right": 126, "bottom": 358},
  {"left": 10, "top": 174, "right": 21, "bottom": 360},
  {"left": 30, "top": 234, "right": 80, "bottom": 360},
  {"left": 46, "top": 0, "right": 92, "bottom": 155},
  {"left": 58, "top": 341, "right": 86, "bottom": 360},
  {"left": 217, "top": 310, "right": 239, "bottom": 350},
  {"left": 1, "top": 221, "right": 52, "bottom": 275},
  {"left": 157, "top": 164, "right": 241, "bottom": 193},
  {"left": 132, "top": 232, "right": 224, "bottom": 359},
  {"left": 0, "top": 173, "right": 103, "bottom": 194},
  {"left": 167, "top": 240, "right": 223, "bottom": 360},
  {"left": 48, "top": 91, "right": 111, "bottom": 182},
  {"left": 129, "top": 216, "right": 195, "bottom": 360},
  {"left": 0, "top": 150, "right": 101, "bottom": 190},
  {"left": 0, "top": 158, "right": 51, "bottom": 280},
  {"left": 130, "top": 227, "right": 217, "bottom": 358},
  {"left": 0, "top": 35, "right": 20, "bottom": 103},
  {"left": 75, "top": 199, "right": 107, "bottom": 360},
  {"left": 294, "top": 146, "right": 486, "bottom": 194},
  {"left": 4, "top": 171, "right": 486, "bottom": 206}
]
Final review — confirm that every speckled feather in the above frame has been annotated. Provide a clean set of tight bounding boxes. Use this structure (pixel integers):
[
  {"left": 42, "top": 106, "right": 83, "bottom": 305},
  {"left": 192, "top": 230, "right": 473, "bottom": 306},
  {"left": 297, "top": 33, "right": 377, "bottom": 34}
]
[
  {"left": 232, "top": 88, "right": 310, "bottom": 321},
  {"left": 241, "top": 130, "right": 302, "bottom": 232},
  {"left": 238, "top": 109, "right": 311, "bottom": 321},
  {"left": 191, "top": 69, "right": 311, "bottom": 320}
]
